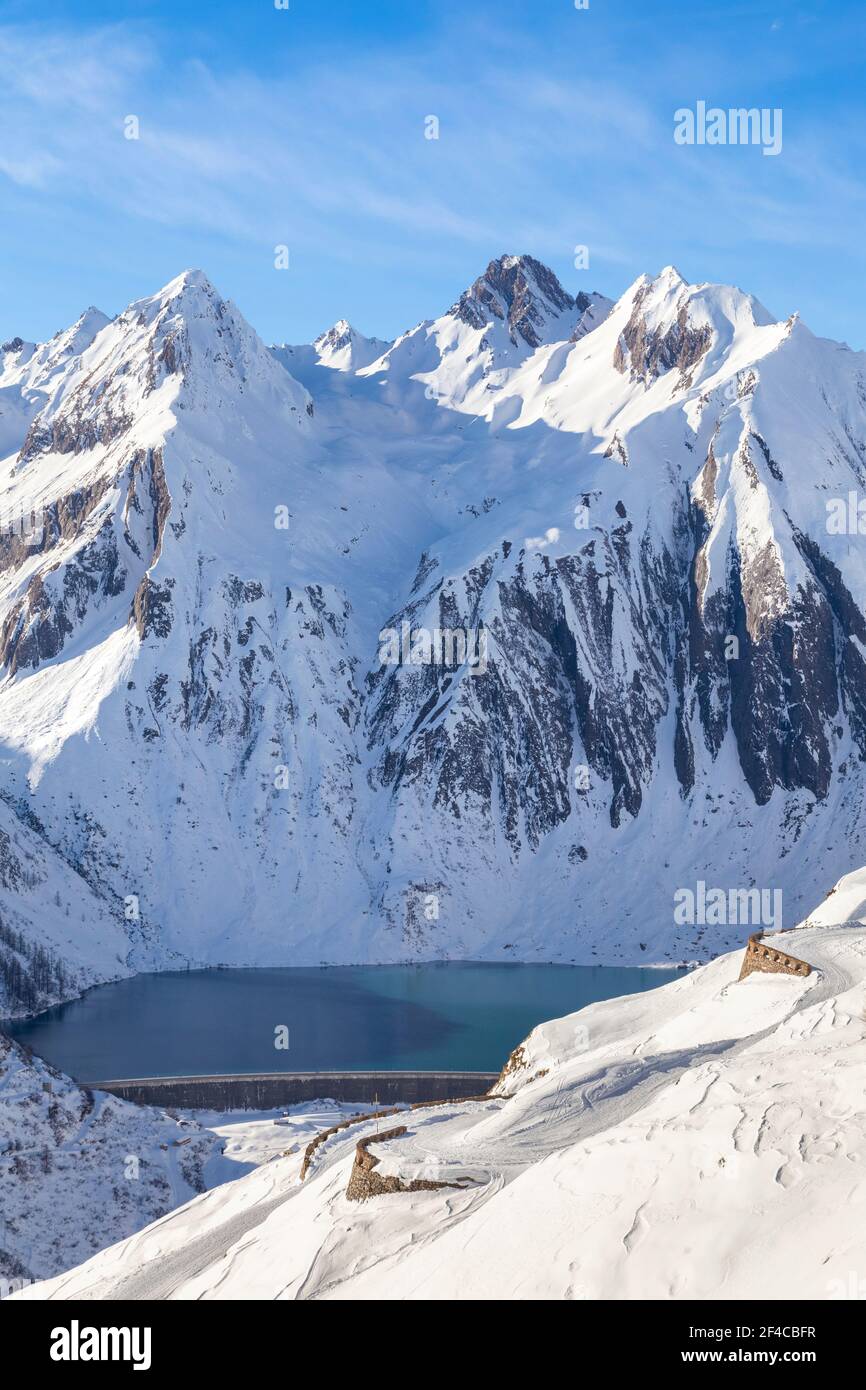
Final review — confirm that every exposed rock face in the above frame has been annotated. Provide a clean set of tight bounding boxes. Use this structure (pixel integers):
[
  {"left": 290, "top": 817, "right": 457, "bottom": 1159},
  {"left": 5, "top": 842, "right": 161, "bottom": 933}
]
[
  {"left": 0, "top": 477, "right": 126, "bottom": 675},
  {"left": 366, "top": 528, "right": 677, "bottom": 841},
  {"left": 614, "top": 281, "right": 712, "bottom": 386},
  {"left": 685, "top": 495, "right": 841, "bottom": 807},
  {"left": 451, "top": 254, "right": 593, "bottom": 348}
]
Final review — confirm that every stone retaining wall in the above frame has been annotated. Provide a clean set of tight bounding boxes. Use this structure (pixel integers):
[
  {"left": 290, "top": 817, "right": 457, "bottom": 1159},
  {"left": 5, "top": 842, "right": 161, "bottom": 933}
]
[
  {"left": 300, "top": 1088, "right": 499, "bottom": 1181},
  {"left": 345, "top": 1126, "right": 462, "bottom": 1202},
  {"left": 738, "top": 933, "right": 812, "bottom": 982},
  {"left": 299, "top": 1106, "right": 402, "bottom": 1180}
]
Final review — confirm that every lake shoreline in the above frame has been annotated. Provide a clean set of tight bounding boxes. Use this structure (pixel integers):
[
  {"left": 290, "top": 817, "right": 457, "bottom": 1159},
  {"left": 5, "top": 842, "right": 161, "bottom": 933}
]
[{"left": 6, "top": 960, "right": 684, "bottom": 1082}]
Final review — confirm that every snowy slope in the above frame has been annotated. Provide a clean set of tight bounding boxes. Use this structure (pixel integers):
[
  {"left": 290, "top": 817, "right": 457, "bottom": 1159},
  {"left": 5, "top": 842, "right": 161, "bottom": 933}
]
[
  {"left": 0, "top": 794, "right": 133, "bottom": 1018},
  {"left": 16, "top": 912, "right": 866, "bottom": 1301},
  {"left": 0, "top": 271, "right": 369, "bottom": 986},
  {"left": 0, "top": 1031, "right": 218, "bottom": 1289},
  {"left": 4, "top": 255, "right": 866, "bottom": 995}
]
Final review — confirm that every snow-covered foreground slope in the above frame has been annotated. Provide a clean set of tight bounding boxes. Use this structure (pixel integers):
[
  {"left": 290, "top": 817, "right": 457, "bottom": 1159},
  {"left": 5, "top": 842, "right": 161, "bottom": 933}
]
[
  {"left": 5, "top": 253, "right": 866, "bottom": 1000},
  {"left": 16, "top": 922, "right": 866, "bottom": 1301}
]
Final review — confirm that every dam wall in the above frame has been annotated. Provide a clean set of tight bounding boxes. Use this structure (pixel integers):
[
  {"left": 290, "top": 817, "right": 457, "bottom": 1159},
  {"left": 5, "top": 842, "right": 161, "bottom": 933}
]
[{"left": 89, "top": 1071, "right": 499, "bottom": 1109}]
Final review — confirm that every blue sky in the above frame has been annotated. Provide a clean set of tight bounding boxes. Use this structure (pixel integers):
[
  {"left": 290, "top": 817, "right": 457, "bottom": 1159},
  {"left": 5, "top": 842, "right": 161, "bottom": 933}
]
[{"left": 1, "top": 0, "right": 865, "bottom": 348}]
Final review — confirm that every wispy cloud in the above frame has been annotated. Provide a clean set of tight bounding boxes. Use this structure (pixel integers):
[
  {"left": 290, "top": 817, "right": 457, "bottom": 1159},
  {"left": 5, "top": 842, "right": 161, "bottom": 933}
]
[{"left": 1, "top": 7, "right": 865, "bottom": 346}]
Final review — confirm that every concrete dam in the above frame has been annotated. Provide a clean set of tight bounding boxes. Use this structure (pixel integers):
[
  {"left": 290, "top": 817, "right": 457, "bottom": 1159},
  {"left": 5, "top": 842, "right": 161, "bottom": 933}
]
[{"left": 89, "top": 1071, "right": 500, "bottom": 1109}]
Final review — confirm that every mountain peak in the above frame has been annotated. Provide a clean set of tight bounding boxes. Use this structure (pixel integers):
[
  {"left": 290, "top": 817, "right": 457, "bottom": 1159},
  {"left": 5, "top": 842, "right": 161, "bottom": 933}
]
[
  {"left": 10, "top": 266, "right": 312, "bottom": 480},
  {"left": 0, "top": 304, "right": 113, "bottom": 458},
  {"left": 56, "top": 305, "right": 111, "bottom": 356},
  {"left": 160, "top": 267, "right": 213, "bottom": 297},
  {"left": 451, "top": 253, "right": 583, "bottom": 349},
  {"left": 311, "top": 319, "right": 389, "bottom": 372},
  {"left": 314, "top": 319, "right": 356, "bottom": 351},
  {"left": 357, "top": 254, "right": 612, "bottom": 403},
  {"left": 611, "top": 266, "right": 782, "bottom": 388},
  {"left": 126, "top": 269, "right": 224, "bottom": 329},
  {"left": 656, "top": 264, "right": 686, "bottom": 286},
  {"left": 628, "top": 265, "right": 775, "bottom": 326}
]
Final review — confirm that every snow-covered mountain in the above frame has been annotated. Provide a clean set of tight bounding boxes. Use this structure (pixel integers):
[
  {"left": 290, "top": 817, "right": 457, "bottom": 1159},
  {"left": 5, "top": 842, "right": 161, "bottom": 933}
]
[
  {"left": 3, "top": 253, "right": 866, "bottom": 1006},
  {"left": 313, "top": 319, "right": 390, "bottom": 371},
  {"left": 357, "top": 252, "right": 612, "bottom": 410},
  {"left": 15, "top": 908, "right": 866, "bottom": 1300}
]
